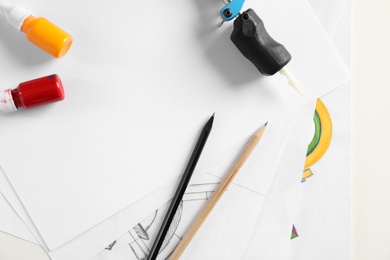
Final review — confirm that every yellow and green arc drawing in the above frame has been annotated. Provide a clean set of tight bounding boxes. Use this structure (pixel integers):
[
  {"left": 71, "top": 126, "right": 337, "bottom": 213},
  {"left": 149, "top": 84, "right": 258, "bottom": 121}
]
[
  {"left": 292, "top": 99, "right": 333, "bottom": 239},
  {"left": 301, "top": 99, "right": 333, "bottom": 182}
]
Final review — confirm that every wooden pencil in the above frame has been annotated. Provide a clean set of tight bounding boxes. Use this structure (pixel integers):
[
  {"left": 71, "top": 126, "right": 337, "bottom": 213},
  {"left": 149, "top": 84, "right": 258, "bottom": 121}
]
[
  {"left": 146, "top": 114, "right": 214, "bottom": 260},
  {"left": 169, "top": 122, "right": 267, "bottom": 260}
]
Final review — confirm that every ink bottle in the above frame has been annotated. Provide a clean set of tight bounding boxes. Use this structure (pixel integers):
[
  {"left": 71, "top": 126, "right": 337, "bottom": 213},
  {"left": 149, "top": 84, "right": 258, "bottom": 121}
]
[
  {"left": 0, "top": 3, "right": 73, "bottom": 58},
  {"left": 0, "top": 75, "right": 65, "bottom": 113}
]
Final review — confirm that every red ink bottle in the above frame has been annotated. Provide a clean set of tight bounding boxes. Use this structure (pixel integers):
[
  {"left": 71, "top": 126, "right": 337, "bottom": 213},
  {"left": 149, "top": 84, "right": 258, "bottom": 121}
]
[{"left": 0, "top": 74, "right": 65, "bottom": 113}]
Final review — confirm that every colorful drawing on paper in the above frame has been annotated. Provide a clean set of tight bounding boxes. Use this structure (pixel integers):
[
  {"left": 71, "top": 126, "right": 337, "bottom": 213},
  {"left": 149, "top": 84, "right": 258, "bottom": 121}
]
[
  {"left": 293, "top": 98, "right": 333, "bottom": 239},
  {"left": 301, "top": 98, "right": 333, "bottom": 182},
  {"left": 291, "top": 225, "right": 299, "bottom": 239}
]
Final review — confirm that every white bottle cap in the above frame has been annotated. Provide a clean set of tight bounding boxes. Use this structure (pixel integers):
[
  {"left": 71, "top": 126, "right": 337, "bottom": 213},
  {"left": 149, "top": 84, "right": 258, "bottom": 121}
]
[
  {"left": 0, "top": 3, "right": 31, "bottom": 30},
  {"left": 0, "top": 89, "right": 17, "bottom": 113}
]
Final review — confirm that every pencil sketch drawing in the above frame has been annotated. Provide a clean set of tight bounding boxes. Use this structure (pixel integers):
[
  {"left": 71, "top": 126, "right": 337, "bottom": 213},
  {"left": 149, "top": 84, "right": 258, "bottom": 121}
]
[{"left": 98, "top": 182, "right": 219, "bottom": 260}]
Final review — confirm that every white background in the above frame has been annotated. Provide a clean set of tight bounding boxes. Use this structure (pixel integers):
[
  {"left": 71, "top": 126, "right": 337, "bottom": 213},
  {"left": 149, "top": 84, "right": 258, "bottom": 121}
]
[
  {"left": 351, "top": 1, "right": 390, "bottom": 259},
  {"left": 0, "top": 1, "right": 390, "bottom": 259}
]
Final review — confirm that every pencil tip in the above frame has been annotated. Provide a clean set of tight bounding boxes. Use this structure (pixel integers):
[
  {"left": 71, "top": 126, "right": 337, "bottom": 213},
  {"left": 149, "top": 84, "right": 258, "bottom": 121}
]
[
  {"left": 212, "top": 112, "right": 215, "bottom": 117},
  {"left": 205, "top": 113, "right": 215, "bottom": 131},
  {"left": 265, "top": 121, "right": 268, "bottom": 126}
]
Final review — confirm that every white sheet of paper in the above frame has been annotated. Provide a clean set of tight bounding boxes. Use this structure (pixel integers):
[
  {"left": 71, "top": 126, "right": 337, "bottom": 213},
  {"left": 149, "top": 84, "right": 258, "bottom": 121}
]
[
  {"left": 0, "top": 101, "right": 304, "bottom": 260},
  {"left": 0, "top": 192, "right": 37, "bottom": 244},
  {"left": 0, "top": 166, "right": 179, "bottom": 260},
  {"left": 244, "top": 1, "right": 350, "bottom": 259},
  {"left": 287, "top": 0, "right": 350, "bottom": 258},
  {"left": 242, "top": 106, "right": 315, "bottom": 259},
  {"left": 287, "top": 85, "right": 350, "bottom": 260},
  {"left": 0, "top": 101, "right": 312, "bottom": 260},
  {"left": 89, "top": 100, "right": 315, "bottom": 260},
  {"left": 308, "top": 0, "right": 347, "bottom": 36},
  {"left": 0, "top": 0, "right": 348, "bottom": 251},
  {"left": 182, "top": 102, "right": 315, "bottom": 260}
]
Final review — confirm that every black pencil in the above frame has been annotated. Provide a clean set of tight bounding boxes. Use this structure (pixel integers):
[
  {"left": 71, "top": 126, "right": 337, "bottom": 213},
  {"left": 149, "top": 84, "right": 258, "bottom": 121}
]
[{"left": 146, "top": 114, "right": 215, "bottom": 260}]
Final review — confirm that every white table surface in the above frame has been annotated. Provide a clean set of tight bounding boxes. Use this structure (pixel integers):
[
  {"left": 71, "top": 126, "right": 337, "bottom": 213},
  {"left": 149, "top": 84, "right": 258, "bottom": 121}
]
[{"left": 351, "top": 1, "right": 390, "bottom": 259}]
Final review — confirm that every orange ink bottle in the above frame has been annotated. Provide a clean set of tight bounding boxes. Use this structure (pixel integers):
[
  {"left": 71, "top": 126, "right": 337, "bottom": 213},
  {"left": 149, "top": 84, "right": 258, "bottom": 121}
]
[{"left": 0, "top": 3, "right": 73, "bottom": 58}]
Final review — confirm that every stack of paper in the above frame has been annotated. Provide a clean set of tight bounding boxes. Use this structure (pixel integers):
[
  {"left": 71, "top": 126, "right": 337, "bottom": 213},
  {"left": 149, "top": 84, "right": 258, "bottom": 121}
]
[{"left": 0, "top": 0, "right": 349, "bottom": 259}]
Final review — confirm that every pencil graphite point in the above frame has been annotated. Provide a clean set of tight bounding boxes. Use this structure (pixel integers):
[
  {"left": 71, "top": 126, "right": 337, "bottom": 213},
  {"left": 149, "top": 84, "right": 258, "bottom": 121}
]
[
  {"left": 205, "top": 114, "right": 214, "bottom": 131},
  {"left": 265, "top": 121, "right": 268, "bottom": 126}
]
